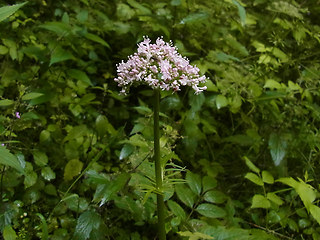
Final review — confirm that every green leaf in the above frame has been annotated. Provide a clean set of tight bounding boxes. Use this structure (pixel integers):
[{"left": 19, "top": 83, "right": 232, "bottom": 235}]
[
  {"left": 202, "top": 176, "right": 217, "bottom": 192},
  {"left": 266, "top": 192, "right": 283, "bottom": 206},
  {"left": 251, "top": 194, "right": 270, "bottom": 209},
  {"left": 38, "top": 21, "right": 71, "bottom": 35},
  {"left": 167, "top": 200, "right": 186, "bottom": 220},
  {"left": 243, "top": 156, "right": 260, "bottom": 174},
  {"left": 36, "top": 213, "right": 48, "bottom": 240},
  {"left": 216, "top": 95, "right": 228, "bottom": 109},
  {"left": 41, "top": 166, "right": 56, "bottom": 181},
  {"left": 263, "top": 79, "right": 283, "bottom": 90},
  {"left": 64, "top": 159, "right": 83, "bottom": 181},
  {"left": 0, "top": 2, "right": 27, "bottom": 23},
  {"left": 178, "top": 231, "right": 214, "bottom": 240},
  {"left": 262, "top": 171, "right": 274, "bottom": 184},
  {"left": 32, "top": 151, "right": 48, "bottom": 167},
  {"left": 127, "top": 0, "right": 152, "bottom": 15},
  {"left": 63, "top": 125, "right": 88, "bottom": 143},
  {"left": 67, "top": 69, "right": 92, "bottom": 86},
  {"left": 186, "top": 171, "right": 202, "bottom": 196},
  {"left": 175, "top": 184, "right": 196, "bottom": 208},
  {"left": 84, "top": 33, "right": 110, "bottom": 48},
  {"left": 73, "top": 210, "right": 102, "bottom": 240},
  {"left": 180, "top": 12, "right": 209, "bottom": 24},
  {"left": 232, "top": 0, "right": 246, "bottom": 26},
  {"left": 119, "top": 144, "right": 134, "bottom": 160},
  {"left": 0, "top": 99, "right": 14, "bottom": 107},
  {"left": 203, "top": 190, "right": 227, "bottom": 204},
  {"left": 49, "top": 47, "right": 74, "bottom": 66},
  {"left": 3, "top": 225, "right": 17, "bottom": 240},
  {"left": 0, "top": 45, "right": 8, "bottom": 54},
  {"left": 0, "top": 146, "right": 24, "bottom": 174},
  {"left": 268, "top": 133, "right": 287, "bottom": 166},
  {"left": 310, "top": 205, "right": 320, "bottom": 225},
  {"left": 196, "top": 203, "right": 226, "bottom": 218},
  {"left": 22, "top": 92, "right": 44, "bottom": 101},
  {"left": 245, "top": 172, "right": 263, "bottom": 186}
]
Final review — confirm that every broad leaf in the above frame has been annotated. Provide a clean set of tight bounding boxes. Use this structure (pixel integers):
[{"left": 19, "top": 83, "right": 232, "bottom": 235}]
[
  {"left": 245, "top": 172, "right": 263, "bottom": 186},
  {"left": 22, "top": 92, "right": 44, "bottom": 101},
  {"left": 64, "top": 159, "right": 83, "bottom": 181},
  {"left": 186, "top": 171, "right": 202, "bottom": 196},
  {"left": 196, "top": 203, "right": 226, "bottom": 218},
  {"left": 0, "top": 2, "right": 27, "bottom": 23},
  {"left": 203, "top": 190, "right": 227, "bottom": 204},
  {"left": 0, "top": 99, "right": 14, "bottom": 107},
  {"left": 251, "top": 194, "right": 270, "bottom": 209},
  {"left": 262, "top": 171, "right": 274, "bottom": 184},
  {"left": 167, "top": 200, "right": 186, "bottom": 220},
  {"left": 175, "top": 184, "right": 196, "bottom": 208},
  {"left": 49, "top": 47, "right": 74, "bottom": 66},
  {"left": 73, "top": 210, "right": 102, "bottom": 240},
  {"left": 0, "top": 146, "right": 24, "bottom": 174},
  {"left": 268, "top": 133, "right": 287, "bottom": 166},
  {"left": 67, "top": 69, "right": 92, "bottom": 86}
]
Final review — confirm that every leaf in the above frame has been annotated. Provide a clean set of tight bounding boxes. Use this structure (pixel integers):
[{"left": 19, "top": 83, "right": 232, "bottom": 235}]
[
  {"left": 32, "top": 151, "right": 48, "bottom": 167},
  {"left": 22, "top": 92, "right": 44, "bottom": 101},
  {"left": 196, "top": 203, "right": 226, "bottom": 218},
  {"left": 119, "top": 144, "right": 134, "bottom": 160},
  {"left": 186, "top": 171, "right": 202, "bottom": 196},
  {"left": 262, "top": 171, "right": 274, "bottom": 184},
  {"left": 38, "top": 21, "right": 71, "bottom": 35},
  {"left": 36, "top": 213, "right": 48, "bottom": 240},
  {"left": 175, "top": 184, "right": 196, "bottom": 208},
  {"left": 263, "top": 79, "right": 283, "bottom": 89},
  {"left": 0, "top": 2, "right": 27, "bottom": 23},
  {"left": 49, "top": 46, "right": 74, "bottom": 66},
  {"left": 63, "top": 125, "right": 88, "bottom": 143},
  {"left": 245, "top": 172, "right": 263, "bottom": 186},
  {"left": 41, "top": 166, "right": 56, "bottom": 181},
  {"left": 268, "top": 133, "right": 287, "bottom": 166},
  {"left": 64, "top": 159, "right": 83, "bottom": 181},
  {"left": 310, "top": 205, "right": 320, "bottom": 225},
  {"left": 67, "top": 69, "right": 92, "bottom": 86},
  {"left": 127, "top": 0, "right": 152, "bottom": 15},
  {"left": 167, "top": 200, "right": 186, "bottom": 220},
  {"left": 0, "top": 146, "right": 25, "bottom": 174},
  {"left": 84, "top": 33, "right": 110, "bottom": 48},
  {"left": 73, "top": 210, "right": 102, "bottom": 240},
  {"left": 251, "top": 194, "right": 270, "bottom": 209},
  {"left": 3, "top": 225, "right": 17, "bottom": 240},
  {"left": 232, "top": 0, "right": 246, "bottom": 26},
  {"left": 0, "top": 45, "right": 8, "bottom": 54},
  {"left": 178, "top": 231, "right": 214, "bottom": 240},
  {"left": 0, "top": 99, "right": 14, "bottom": 107},
  {"left": 180, "top": 12, "right": 209, "bottom": 24},
  {"left": 267, "top": 192, "right": 284, "bottom": 206},
  {"left": 243, "top": 156, "right": 260, "bottom": 174},
  {"left": 216, "top": 95, "right": 228, "bottom": 109},
  {"left": 202, "top": 176, "right": 217, "bottom": 192},
  {"left": 203, "top": 190, "right": 227, "bottom": 204}
]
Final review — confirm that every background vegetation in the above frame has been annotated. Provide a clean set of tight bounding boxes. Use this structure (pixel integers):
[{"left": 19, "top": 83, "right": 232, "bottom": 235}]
[{"left": 1, "top": 0, "right": 320, "bottom": 239}]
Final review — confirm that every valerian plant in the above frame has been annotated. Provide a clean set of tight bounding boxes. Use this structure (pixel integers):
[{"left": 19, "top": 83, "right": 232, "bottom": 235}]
[{"left": 114, "top": 36, "right": 207, "bottom": 240}]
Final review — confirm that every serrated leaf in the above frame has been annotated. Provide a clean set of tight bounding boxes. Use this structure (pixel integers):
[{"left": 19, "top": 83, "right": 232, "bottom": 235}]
[
  {"left": 73, "top": 210, "right": 102, "bottom": 240},
  {"left": 0, "top": 99, "right": 14, "bottom": 107},
  {"left": 186, "top": 171, "right": 202, "bottom": 196},
  {"left": 64, "top": 159, "right": 83, "bottom": 181},
  {"left": 243, "top": 156, "right": 260, "bottom": 174},
  {"left": 175, "top": 184, "right": 196, "bottom": 208},
  {"left": 216, "top": 95, "right": 228, "bottom": 109},
  {"left": 49, "top": 47, "right": 74, "bottom": 66},
  {"left": 196, "top": 203, "right": 226, "bottom": 218},
  {"left": 245, "top": 172, "right": 263, "bottom": 186},
  {"left": 167, "top": 200, "right": 186, "bottom": 220},
  {"left": 0, "top": 146, "right": 25, "bottom": 174},
  {"left": 0, "top": 2, "right": 27, "bottom": 23},
  {"left": 22, "top": 92, "right": 44, "bottom": 101},
  {"left": 67, "top": 69, "right": 92, "bottom": 86},
  {"left": 262, "top": 171, "right": 274, "bottom": 184},
  {"left": 268, "top": 133, "right": 287, "bottom": 166},
  {"left": 251, "top": 194, "right": 270, "bottom": 209}
]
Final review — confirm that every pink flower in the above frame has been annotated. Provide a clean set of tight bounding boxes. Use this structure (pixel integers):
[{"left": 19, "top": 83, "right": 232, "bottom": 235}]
[
  {"left": 114, "top": 37, "right": 207, "bottom": 95},
  {"left": 15, "top": 112, "right": 21, "bottom": 119}
]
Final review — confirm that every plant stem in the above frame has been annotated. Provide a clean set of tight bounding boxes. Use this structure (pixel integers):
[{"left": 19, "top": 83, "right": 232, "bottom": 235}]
[{"left": 154, "top": 88, "right": 166, "bottom": 240}]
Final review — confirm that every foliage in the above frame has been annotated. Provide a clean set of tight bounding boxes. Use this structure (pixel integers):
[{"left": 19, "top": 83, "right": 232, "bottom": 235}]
[{"left": 1, "top": 0, "right": 320, "bottom": 239}]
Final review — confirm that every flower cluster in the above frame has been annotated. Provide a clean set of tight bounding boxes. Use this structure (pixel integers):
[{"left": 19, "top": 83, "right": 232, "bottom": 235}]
[{"left": 114, "top": 37, "right": 207, "bottom": 95}]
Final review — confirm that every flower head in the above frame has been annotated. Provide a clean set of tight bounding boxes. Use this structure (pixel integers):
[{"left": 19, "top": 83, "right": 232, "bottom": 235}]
[
  {"left": 114, "top": 37, "right": 207, "bottom": 95},
  {"left": 15, "top": 112, "right": 21, "bottom": 119}
]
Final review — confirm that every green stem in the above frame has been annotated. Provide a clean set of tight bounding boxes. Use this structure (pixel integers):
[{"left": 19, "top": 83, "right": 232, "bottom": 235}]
[{"left": 154, "top": 89, "right": 166, "bottom": 240}]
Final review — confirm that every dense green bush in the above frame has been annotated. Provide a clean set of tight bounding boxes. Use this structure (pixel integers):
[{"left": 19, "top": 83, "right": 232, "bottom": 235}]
[{"left": 1, "top": 0, "right": 320, "bottom": 239}]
